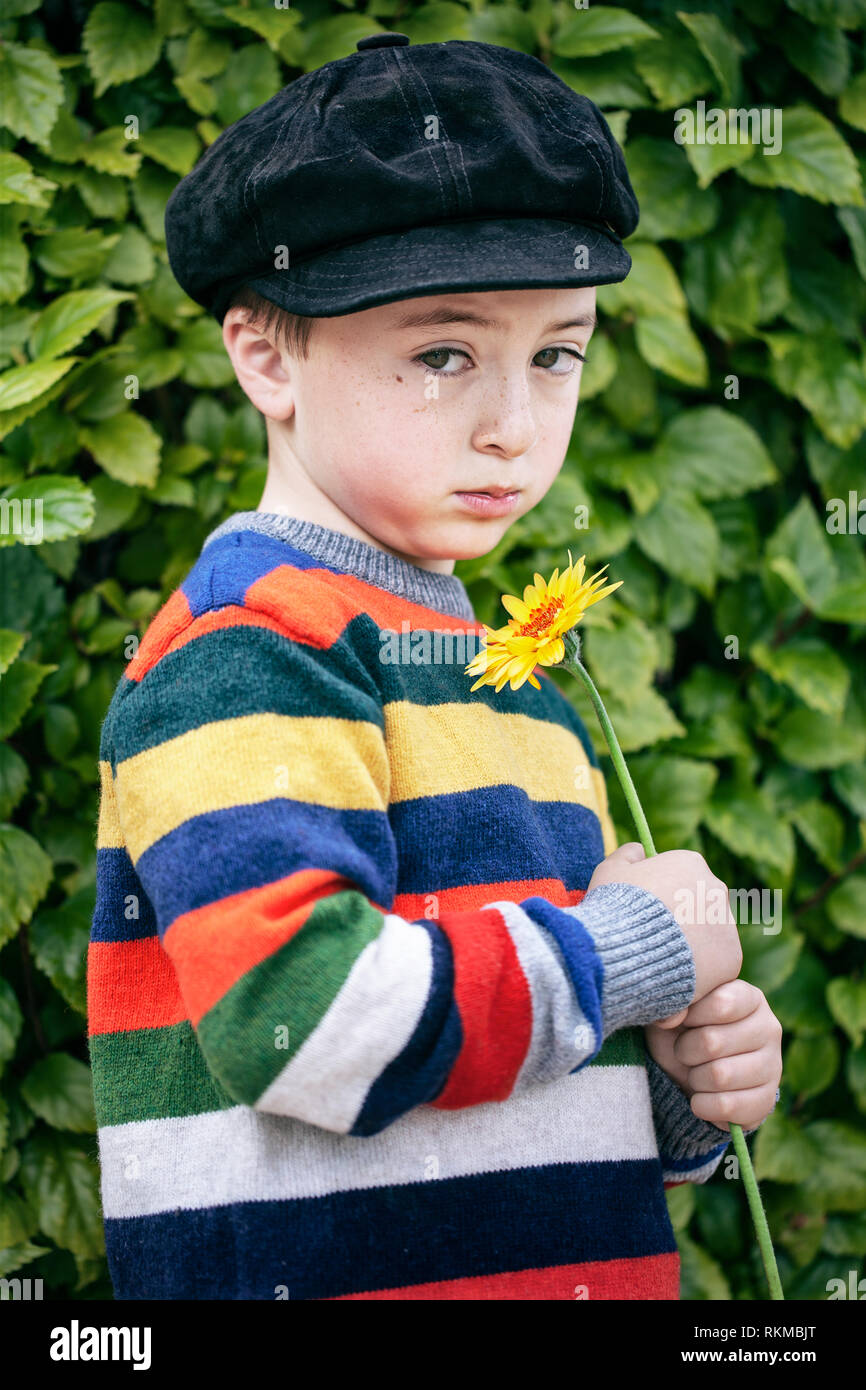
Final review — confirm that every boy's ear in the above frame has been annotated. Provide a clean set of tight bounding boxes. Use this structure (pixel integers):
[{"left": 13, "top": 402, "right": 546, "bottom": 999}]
[{"left": 221, "top": 309, "right": 295, "bottom": 422}]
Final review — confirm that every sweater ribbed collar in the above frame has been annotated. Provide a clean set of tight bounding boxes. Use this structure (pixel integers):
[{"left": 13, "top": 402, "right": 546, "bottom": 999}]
[{"left": 201, "top": 510, "right": 477, "bottom": 622}]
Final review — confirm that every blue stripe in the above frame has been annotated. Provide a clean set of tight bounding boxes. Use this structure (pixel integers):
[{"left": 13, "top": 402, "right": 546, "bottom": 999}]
[
  {"left": 660, "top": 1141, "right": 729, "bottom": 1173},
  {"left": 91, "top": 847, "right": 158, "bottom": 942},
  {"left": 134, "top": 799, "right": 398, "bottom": 933},
  {"left": 180, "top": 531, "right": 349, "bottom": 618},
  {"left": 519, "top": 896, "right": 605, "bottom": 1069},
  {"left": 352, "top": 919, "right": 462, "bottom": 1136},
  {"left": 390, "top": 789, "right": 605, "bottom": 893},
  {"left": 104, "top": 1158, "right": 675, "bottom": 1300}
]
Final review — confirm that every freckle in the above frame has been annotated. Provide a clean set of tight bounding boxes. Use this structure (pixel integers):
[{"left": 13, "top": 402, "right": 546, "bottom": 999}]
[{"left": 395, "top": 375, "right": 403, "bottom": 383}]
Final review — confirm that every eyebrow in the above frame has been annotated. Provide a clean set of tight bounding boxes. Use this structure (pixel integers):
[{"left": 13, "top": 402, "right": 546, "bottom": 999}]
[{"left": 390, "top": 306, "right": 598, "bottom": 334}]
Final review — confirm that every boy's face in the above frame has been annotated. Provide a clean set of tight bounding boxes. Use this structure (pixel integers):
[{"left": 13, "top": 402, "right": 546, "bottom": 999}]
[{"left": 225, "top": 285, "right": 596, "bottom": 573}]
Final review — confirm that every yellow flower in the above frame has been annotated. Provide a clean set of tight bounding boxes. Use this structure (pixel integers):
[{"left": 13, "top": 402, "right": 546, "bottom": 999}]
[{"left": 464, "top": 550, "right": 623, "bottom": 693}]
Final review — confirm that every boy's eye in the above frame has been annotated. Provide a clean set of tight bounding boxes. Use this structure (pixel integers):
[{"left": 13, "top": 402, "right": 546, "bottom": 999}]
[{"left": 414, "top": 346, "right": 586, "bottom": 376}]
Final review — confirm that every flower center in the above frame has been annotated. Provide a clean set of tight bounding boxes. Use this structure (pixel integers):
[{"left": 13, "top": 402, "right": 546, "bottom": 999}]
[{"left": 518, "top": 596, "right": 563, "bottom": 637}]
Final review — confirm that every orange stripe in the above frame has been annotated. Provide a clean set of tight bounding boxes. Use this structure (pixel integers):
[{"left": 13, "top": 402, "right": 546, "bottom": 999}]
[
  {"left": 125, "top": 589, "right": 193, "bottom": 682},
  {"left": 325, "top": 1251, "right": 680, "bottom": 1300},
  {"left": 161, "top": 868, "right": 356, "bottom": 1026},
  {"left": 393, "top": 879, "right": 586, "bottom": 919},
  {"left": 86, "top": 938, "right": 187, "bottom": 1035}
]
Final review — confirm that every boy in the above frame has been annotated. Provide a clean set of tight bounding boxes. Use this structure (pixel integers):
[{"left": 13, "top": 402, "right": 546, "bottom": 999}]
[{"left": 88, "top": 35, "right": 781, "bottom": 1300}]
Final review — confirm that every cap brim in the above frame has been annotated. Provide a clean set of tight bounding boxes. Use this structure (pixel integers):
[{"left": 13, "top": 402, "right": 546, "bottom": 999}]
[{"left": 217, "top": 216, "right": 630, "bottom": 320}]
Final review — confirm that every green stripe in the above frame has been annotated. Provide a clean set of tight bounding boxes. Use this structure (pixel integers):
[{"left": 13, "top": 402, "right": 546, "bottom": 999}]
[
  {"left": 591, "top": 1025, "right": 647, "bottom": 1068},
  {"left": 88, "top": 1022, "right": 235, "bottom": 1125},
  {"left": 196, "top": 888, "right": 384, "bottom": 1104}
]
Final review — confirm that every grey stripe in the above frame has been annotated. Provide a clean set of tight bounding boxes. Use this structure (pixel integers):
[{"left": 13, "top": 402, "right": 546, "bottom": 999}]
[{"left": 202, "top": 510, "right": 477, "bottom": 621}]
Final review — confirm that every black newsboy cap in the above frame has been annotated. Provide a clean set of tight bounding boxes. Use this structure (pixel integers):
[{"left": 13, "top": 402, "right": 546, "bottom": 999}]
[{"left": 164, "top": 34, "right": 640, "bottom": 323}]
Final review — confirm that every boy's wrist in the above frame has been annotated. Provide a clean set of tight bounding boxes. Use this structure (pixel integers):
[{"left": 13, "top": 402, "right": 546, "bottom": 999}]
[{"left": 563, "top": 881, "right": 695, "bottom": 1038}]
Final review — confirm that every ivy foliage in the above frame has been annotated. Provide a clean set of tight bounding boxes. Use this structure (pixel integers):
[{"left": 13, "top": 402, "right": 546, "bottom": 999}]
[{"left": 0, "top": 0, "right": 865, "bottom": 1301}]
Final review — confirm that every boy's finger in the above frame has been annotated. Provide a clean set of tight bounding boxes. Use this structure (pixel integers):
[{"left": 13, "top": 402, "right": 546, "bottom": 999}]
[
  {"left": 685, "top": 1042, "right": 778, "bottom": 1094},
  {"left": 653, "top": 1008, "right": 688, "bottom": 1029},
  {"left": 682, "top": 980, "right": 762, "bottom": 1027},
  {"left": 673, "top": 1011, "right": 771, "bottom": 1065},
  {"left": 689, "top": 1081, "right": 779, "bottom": 1133}
]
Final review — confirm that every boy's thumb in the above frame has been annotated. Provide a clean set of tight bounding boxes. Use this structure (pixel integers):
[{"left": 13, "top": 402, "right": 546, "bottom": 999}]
[{"left": 606, "top": 841, "right": 647, "bottom": 863}]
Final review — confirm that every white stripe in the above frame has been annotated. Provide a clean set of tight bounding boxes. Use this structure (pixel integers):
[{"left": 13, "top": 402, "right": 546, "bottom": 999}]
[
  {"left": 98, "top": 1065, "right": 656, "bottom": 1219},
  {"left": 254, "top": 912, "right": 433, "bottom": 1131},
  {"left": 487, "top": 899, "right": 596, "bottom": 1091}
]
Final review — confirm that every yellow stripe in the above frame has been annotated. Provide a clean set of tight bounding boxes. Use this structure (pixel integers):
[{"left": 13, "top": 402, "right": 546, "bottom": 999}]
[
  {"left": 591, "top": 766, "right": 619, "bottom": 856},
  {"left": 114, "top": 713, "right": 389, "bottom": 862},
  {"left": 96, "top": 759, "right": 124, "bottom": 849},
  {"left": 384, "top": 702, "right": 602, "bottom": 814}
]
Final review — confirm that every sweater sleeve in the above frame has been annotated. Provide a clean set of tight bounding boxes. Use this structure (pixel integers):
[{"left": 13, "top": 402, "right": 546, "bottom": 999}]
[
  {"left": 110, "top": 607, "right": 697, "bottom": 1137},
  {"left": 645, "top": 1050, "right": 780, "bottom": 1186}
]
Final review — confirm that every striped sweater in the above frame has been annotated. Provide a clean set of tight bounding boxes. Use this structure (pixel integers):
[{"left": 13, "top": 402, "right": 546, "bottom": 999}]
[{"left": 88, "top": 509, "right": 748, "bottom": 1301}]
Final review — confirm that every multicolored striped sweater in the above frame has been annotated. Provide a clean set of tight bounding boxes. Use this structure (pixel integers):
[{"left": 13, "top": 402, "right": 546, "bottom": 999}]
[{"left": 88, "top": 509, "right": 752, "bottom": 1301}]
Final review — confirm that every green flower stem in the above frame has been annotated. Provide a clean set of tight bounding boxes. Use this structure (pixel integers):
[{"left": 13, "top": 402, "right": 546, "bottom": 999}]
[{"left": 560, "top": 631, "right": 784, "bottom": 1301}]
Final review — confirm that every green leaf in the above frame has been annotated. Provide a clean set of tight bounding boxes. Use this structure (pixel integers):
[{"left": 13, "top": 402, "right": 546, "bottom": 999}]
[
  {"left": 753, "top": 1109, "right": 819, "bottom": 1183},
  {"left": 780, "top": 16, "right": 851, "bottom": 98},
  {"left": 802, "top": 1121, "right": 866, "bottom": 1210},
  {"left": 0, "top": 741, "right": 29, "bottom": 820},
  {"left": 738, "top": 105, "right": 864, "bottom": 207},
  {"left": 598, "top": 242, "right": 687, "bottom": 318},
  {"left": 552, "top": 7, "right": 659, "bottom": 58},
  {"left": 33, "top": 226, "right": 121, "bottom": 279},
  {"left": 551, "top": 52, "right": 652, "bottom": 109},
  {"left": 749, "top": 638, "right": 850, "bottom": 718},
  {"left": 681, "top": 135, "right": 759, "bottom": 189},
  {"left": 677, "top": 1230, "right": 731, "bottom": 1299},
  {"left": 787, "top": 0, "right": 866, "bottom": 26},
  {"left": 583, "top": 612, "right": 659, "bottom": 700},
  {"left": 30, "top": 893, "right": 93, "bottom": 1017},
  {"left": 839, "top": 71, "right": 866, "bottom": 133},
  {"left": 0, "top": 477, "right": 95, "bottom": 548},
  {"left": 624, "top": 137, "right": 720, "bottom": 241},
  {"left": 825, "top": 874, "right": 866, "bottom": 941},
  {"left": 573, "top": 682, "right": 686, "bottom": 754},
  {"left": 767, "top": 333, "right": 866, "bottom": 449},
  {"left": 785, "top": 1034, "right": 839, "bottom": 1100},
  {"left": 683, "top": 196, "right": 789, "bottom": 336},
  {"left": 634, "top": 313, "right": 708, "bottom": 386},
  {"left": 770, "top": 950, "right": 832, "bottom": 1035},
  {"left": 0, "top": 659, "right": 57, "bottom": 738},
  {"left": 0, "top": 976, "right": 24, "bottom": 1074},
  {"left": 608, "top": 752, "right": 717, "bottom": 851},
  {"left": 634, "top": 27, "right": 713, "bottom": 108},
  {"left": 635, "top": 490, "right": 720, "bottom": 597},
  {"left": 213, "top": 43, "right": 281, "bottom": 125},
  {"left": 28, "top": 289, "right": 134, "bottom": 361},
  {"left": 400, "top": 3, "right": 472, "bottom": 45},
  {"left": 136, "top": 126, "right": 202, "bottom": 176},
  {"left": 827, "top": 978, "right": 866, "bottom": 1047},
  {"left": 790, "top": 798, "right": 846, "bottom": 873},
  {"left": 577, "top": 333, "right": 617, "bottom": 400},
  {"left": 78, "top": 412, "right": 162, "bottom": 488},
  {"left": 0, "top": 357, "right": 81, "bottom": 413},
  {"left": 0, "top": 41, "right": 64, "bottom": 148},
  {"left": 0, "top": 152, "right": 58, "bottom": 208},
  {"left": 831, "top": 762, "right": 866, "bottom": 820},
  {"left": 100, "top": 225, "right": 156, "bottom": 287},
  {"left": 20, "top": 1054, "right": 96, "bottom": 1133},
  {"left": 0, "top": 825, "right": 53, "bottom": 948},
  {"left": 18, "top": 1129, "right": 105, "bottom": 1258},
  {"left": 0, "top": 628, "right": 25, "bottom": 674},
  {"left": 177, "top": 318, "right": 238, "bottom": 388},
  {"left": 655, "top": 407, "right": 777, "bottom": 499},
  {"left": 82, "top": 2, "right": 163, "bottom": 97},
  {"left": 705, "top": 783, "right": 796, "bottom": 881},
  {"left": 676, "top": 11, "right": 743, "bottom": 104}
]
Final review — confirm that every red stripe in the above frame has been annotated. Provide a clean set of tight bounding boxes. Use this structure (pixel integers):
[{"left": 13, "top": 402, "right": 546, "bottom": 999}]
[
  {"left": 325, "top": 1251, "right": 680, "bottom": 1300},
  {"left": 87, "top": 938, "right": 187, "bottom": 1035},
  {"left": 431, "top": 905, "right": 532, "bottom": 1109}
]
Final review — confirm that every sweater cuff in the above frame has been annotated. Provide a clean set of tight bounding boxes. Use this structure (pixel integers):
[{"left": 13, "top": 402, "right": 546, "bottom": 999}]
[
  {"left": 562, "top": 881, "right": 695, "bottom": 1039},
  {"left": 646, "top": 1052, "right": 781, "bottom": 1158}
]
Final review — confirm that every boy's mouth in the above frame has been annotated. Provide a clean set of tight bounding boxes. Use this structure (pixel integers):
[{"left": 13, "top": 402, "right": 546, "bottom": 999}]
[{"left": 454, "top": 489, "right": 521, "bottom": 517}]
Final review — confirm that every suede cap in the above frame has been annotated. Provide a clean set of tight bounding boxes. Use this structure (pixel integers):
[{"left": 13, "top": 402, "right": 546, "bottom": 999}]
[{"left": 163, "top": 33, "right": 640, "bottom": 322}]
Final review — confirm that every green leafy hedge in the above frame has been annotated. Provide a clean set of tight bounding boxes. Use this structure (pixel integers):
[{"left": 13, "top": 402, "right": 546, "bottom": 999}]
[{"left": 1, "top": 0, "right": 865, "bottom": 1301}]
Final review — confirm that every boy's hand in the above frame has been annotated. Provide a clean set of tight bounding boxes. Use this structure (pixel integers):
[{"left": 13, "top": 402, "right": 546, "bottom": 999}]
[
  {"left": 645, "top": 981, "right": 783, "bottom": 1132},
  {"left": 587, "top": 842, "right": 742, "bottom": 1008}
]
